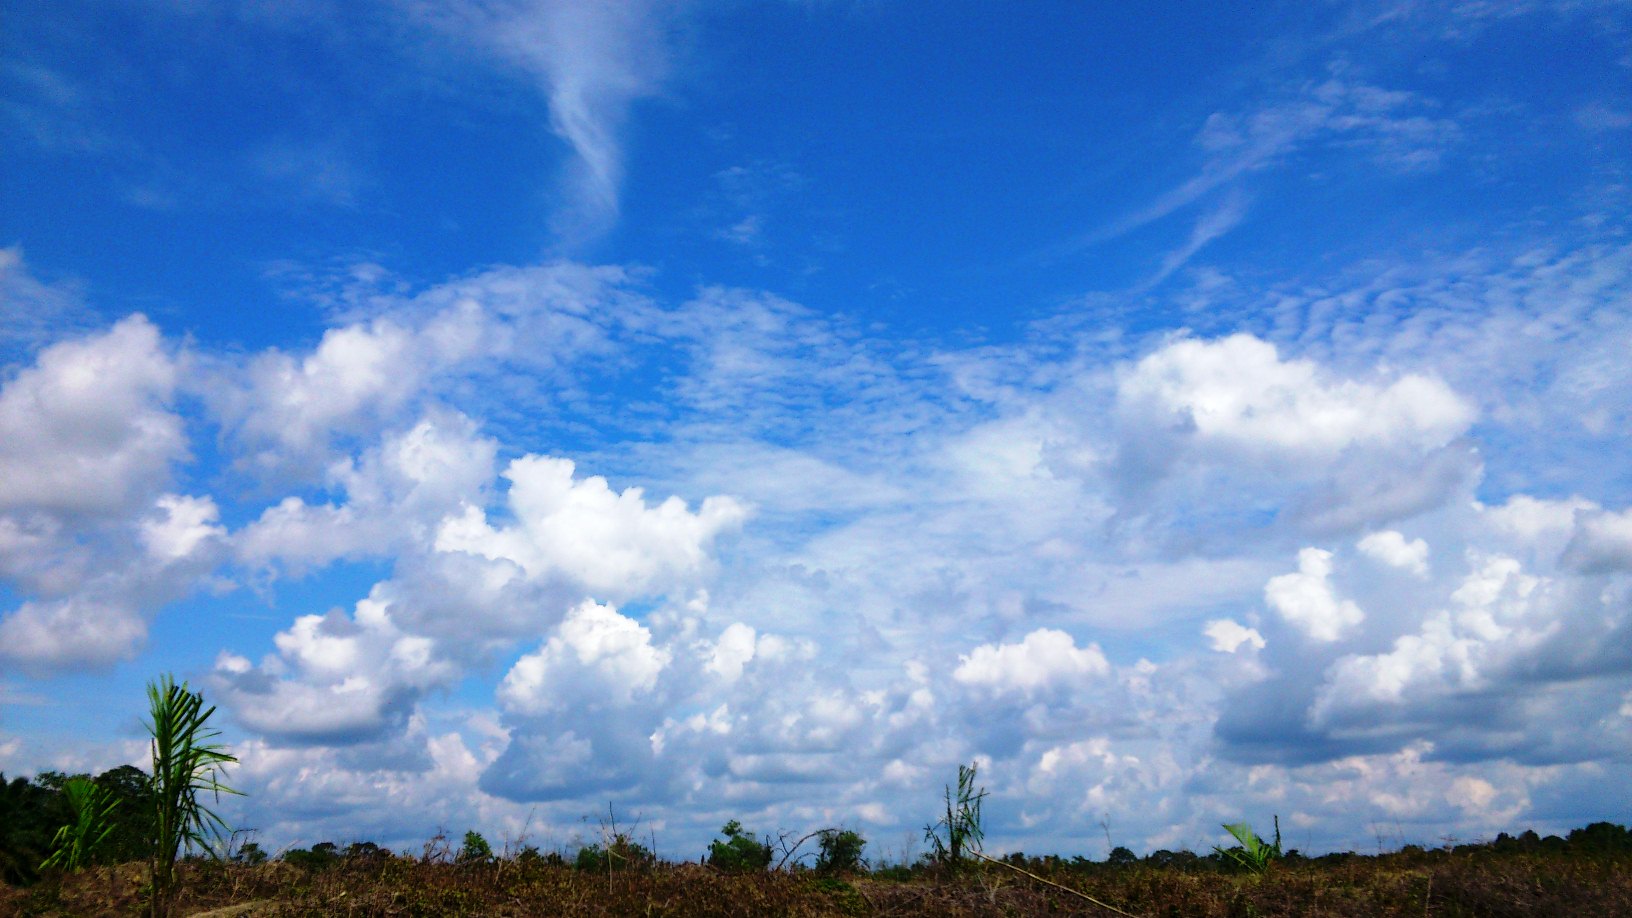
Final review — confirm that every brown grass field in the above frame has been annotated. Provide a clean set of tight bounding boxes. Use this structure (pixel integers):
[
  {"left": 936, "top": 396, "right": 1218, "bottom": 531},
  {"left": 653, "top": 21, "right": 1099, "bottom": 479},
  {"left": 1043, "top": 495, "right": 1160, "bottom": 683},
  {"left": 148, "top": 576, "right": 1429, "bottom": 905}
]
[{"left": 5, "top": 843, "right": 1630, "bottom": 917}]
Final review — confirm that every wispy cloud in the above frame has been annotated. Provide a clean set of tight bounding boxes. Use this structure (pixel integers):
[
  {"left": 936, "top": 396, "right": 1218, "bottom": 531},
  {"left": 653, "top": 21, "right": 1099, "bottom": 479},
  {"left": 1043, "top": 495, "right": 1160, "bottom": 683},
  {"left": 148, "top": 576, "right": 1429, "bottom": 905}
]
[
  {"left": 418, "top": 0, "right": 681, "bottom": 245},
  {"left": 1057, "top": 75, "right": 1460, "bottom": 257},
  {"left": 1140, "top": 190, "right": 1251, "bottom": 289}
]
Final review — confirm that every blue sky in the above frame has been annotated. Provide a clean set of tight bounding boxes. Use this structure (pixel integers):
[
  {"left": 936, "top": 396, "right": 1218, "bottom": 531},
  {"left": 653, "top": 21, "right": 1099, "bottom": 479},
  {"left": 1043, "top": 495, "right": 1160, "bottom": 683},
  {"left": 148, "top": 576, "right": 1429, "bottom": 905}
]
[{"left": 2, "top": 0, "right": 1630, "bottom": 860}]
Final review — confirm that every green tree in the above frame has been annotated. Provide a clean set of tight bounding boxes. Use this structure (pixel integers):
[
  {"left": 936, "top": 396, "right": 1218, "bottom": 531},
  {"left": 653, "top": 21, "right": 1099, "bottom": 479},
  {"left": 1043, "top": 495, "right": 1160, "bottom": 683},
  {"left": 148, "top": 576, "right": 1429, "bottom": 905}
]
[
  {"left": 94, "top": 765, "right": 157, "bottom": 864},
  {"left": 0, "top": 773, "right": 66, "bottom": 885},
  {"left": 146, "top": 675, "right": 241, "bottom": 917},
  {"left": 707, "top": 820, "right": 772, "bottom": 872},
  {"left": 458, "top": 830, "right": 493, "bottom": 863},
  {"left": 814, "top": 828, "right": 866, "bottom": 875}
]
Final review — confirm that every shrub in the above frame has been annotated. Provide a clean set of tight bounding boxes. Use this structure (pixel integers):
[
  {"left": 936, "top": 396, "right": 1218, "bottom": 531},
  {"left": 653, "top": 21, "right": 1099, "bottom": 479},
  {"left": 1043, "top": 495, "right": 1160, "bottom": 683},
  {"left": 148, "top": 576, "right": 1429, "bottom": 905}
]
[
  {"left": 457, "top": 831, "right": 492, "bottom": 864},
  {"left": 575, "top": 833, "right": 654, "bottom": 872},
  {"left": 707, "top": 820, "right": 772, "bottom": 872},
  {"left": 814, "top": 829, "right": 866, "bottom": 875}
]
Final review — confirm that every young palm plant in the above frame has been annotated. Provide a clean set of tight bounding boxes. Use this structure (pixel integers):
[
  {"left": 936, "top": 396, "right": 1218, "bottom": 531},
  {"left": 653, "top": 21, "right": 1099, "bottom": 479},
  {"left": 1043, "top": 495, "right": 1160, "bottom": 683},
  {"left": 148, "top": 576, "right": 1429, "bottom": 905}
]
[
  {"left": 924, "top": 762, "right": 987, "bottom": 872},
  {"left": 40, "top": 776, "right": 118, "bottom": 872},
  {"left": 146, "top": 675, "right": 240, "bottom": 918}
]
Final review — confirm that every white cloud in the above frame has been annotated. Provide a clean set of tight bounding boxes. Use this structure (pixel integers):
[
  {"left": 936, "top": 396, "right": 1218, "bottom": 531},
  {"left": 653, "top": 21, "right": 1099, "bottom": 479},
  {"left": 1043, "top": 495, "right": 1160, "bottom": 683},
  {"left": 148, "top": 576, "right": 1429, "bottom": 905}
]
[
  {"left": 142, "top": 494, "right": 225, "bottom": 563},
  {"left": 953, "top": 628, "right": 1110, "bottom": 695},
  {"left": 213, "top": 318, "right": 432, "bottom": 475},
  {"left": 0, "top": 597, "right": 145, "bottom": 669},
  {"left": 705, "top": 622, "right": 758, "bottom": 681},
  {"left": 212, "top": 589, "right": 460, "bottom": 744},
  {"left": 435, "top": 455, "right": 747, "bottom": 599},
  {"left": 497, "top": 600, "right": 670, "bottom": 715},
  {"left": 0, "top": 315, "right": 183, "bottom": 516},
  {"left": 1562, "top": 507, "right": 1632, "bottom": 572},
  {"left": 1265, "top": 548, "right": 1365, "bottom": 642},
  {"left": 1118, "top": 334, "right": 1472, "bottom": 458},
  {"left": 1205, "top": 618, "right": 1266, "bottom": 653},
  {"left": 418, "top": 0, "right": 677, "bottom": 241},
  {"left": 1356, "top": 530, "right": 1429, "bottom": 576},
  {"left": 235, "top": 412, "right": 498, "bottom": 573}
]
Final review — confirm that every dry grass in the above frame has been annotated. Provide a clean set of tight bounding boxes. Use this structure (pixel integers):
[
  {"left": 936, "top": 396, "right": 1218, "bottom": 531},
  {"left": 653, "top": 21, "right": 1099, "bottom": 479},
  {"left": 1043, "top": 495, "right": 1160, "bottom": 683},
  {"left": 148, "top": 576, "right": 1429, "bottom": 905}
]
[{"left": 4, "top": 845, "right": 1629, "bottom": 917}]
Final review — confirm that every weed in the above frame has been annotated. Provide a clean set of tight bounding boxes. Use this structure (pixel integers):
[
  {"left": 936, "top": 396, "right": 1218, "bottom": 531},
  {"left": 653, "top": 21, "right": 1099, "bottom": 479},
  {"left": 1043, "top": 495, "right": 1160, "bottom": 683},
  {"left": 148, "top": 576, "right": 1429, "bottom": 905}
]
[{"left": 1215, "top": 816, "right": 1282, "bottom": 875}]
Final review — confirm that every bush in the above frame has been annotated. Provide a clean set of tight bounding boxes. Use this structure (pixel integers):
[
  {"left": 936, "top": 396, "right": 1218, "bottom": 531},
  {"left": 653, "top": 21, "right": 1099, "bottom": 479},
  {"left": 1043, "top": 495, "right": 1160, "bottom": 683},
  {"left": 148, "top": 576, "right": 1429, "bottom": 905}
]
[
  {"left": 284, "top": 842, "right": 340, "bottom": 871},
  {"left": 575, "top": 834, "right": 654, "bottom": 872},
  {"left": 707, "top": 820, "right": 772, "bottom": 872},
  {"left": 815, "top": 829, "right": 866, "bottom": 875},
  {"left": 457, "top": 831, "right": 492, "bottom": 864}
]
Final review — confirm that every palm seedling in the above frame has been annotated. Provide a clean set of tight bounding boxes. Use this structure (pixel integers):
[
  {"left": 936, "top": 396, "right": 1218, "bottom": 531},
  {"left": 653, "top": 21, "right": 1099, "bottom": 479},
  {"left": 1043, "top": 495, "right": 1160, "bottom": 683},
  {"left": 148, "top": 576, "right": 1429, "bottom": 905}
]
[
  {"left": 40, "top": 776, "right": 119, "bottom": 872},
  {"left": 146, "top": 675, "right": 241, "bottom": 918},
  {"left": 925, "top": 761, "right": 987, "bottom": 872}
]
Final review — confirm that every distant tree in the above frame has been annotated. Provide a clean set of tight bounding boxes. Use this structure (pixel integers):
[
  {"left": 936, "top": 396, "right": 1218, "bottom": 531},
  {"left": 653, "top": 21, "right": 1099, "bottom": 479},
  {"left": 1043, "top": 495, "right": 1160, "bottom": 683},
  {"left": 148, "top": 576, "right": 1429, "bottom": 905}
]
[
  {"left": 284, "top": 842, "right": 340, "bottom": 871},
  {"left": 814, "top": 829, "right": 867, "bottom": 875},
  {"left": 346, "top": 840, "right": 388, "bottom": 862},
  {"left": 575, "top": 834, "right": 654, "bottom": 872},
  {"left": 234, "top": 842, "right": 268, "bottom": 866},
  {"left": 1105, "top": 846, "right": 1138, "bottom": 868},
  {"left": 0, "top": 773, "right": 67, "bottom": 885},
  {"left": 1567, "top": 822, "right": 1632, "bottom": 853},
  {"left": 94, "top": 765, "right": 157, "bottom": 864},
  {"left": 707, "top": 820, "right": 772, "bottom": 872},
  {"left": 458, "top": 831, "right": 493, "bottom": 863}
]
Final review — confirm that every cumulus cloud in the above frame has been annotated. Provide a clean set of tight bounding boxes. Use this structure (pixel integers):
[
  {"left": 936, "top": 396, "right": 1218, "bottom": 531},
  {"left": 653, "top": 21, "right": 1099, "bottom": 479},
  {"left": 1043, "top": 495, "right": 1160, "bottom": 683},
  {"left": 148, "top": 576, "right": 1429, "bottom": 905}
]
[
  {"left": 436, "top": 455, "right": 747, "bottom": 599},
  {"left": 235, "top": 412, "right": 498, "bottom": 573},
  {"left": 0, "top": 315, "right": 183, "bottom": 517},
  {"left": 1118, "top": 334, "right": 1472, "bottom": 458},
  {"left": 0, "top": 597, "right": 146, "bottom": 670},
  {"left": 498, "top": 600, "right": 670, "bottom": 715},
  {"left": 1205, "top": 618, "right": 1266, "bottom": 653},
  {"left": 1562, "top": 507, "right": 1632, "bottom": 572},
  {"left": 1106, "top": 333, "right": 1478, "bottom": 539},
  {"left": 1265, "top": 548, "right": 1365, "bottom": 642},
  {"left": 213, "top": 589, "right": 460, "bottom": 744},
  {"left": 954, "top": 629, "right": 1111, "bottom": 695},
  {"left": 211, "top": 317, "right": 447, "bottom": 477},
  {"left": 1357, "top": 530, "right": 1429, "bottom": 576},
  {"left": 142, "top": 494, "right": 226, "bottom": 563}
]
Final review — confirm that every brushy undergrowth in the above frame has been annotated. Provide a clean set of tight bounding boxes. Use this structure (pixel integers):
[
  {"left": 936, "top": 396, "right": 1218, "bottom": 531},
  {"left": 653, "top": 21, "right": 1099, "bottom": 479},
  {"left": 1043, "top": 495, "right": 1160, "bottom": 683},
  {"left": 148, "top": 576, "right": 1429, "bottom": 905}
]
[{"left": 4, "top": 839, "right": 1630, "bottom": 917}]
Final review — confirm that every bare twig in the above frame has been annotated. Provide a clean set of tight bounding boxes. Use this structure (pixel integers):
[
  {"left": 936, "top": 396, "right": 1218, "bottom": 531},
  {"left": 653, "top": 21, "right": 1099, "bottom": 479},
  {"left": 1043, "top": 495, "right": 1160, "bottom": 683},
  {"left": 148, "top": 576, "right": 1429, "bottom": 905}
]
[{"left": 971, "top": 850, "right": 1144, "bottom": 918}]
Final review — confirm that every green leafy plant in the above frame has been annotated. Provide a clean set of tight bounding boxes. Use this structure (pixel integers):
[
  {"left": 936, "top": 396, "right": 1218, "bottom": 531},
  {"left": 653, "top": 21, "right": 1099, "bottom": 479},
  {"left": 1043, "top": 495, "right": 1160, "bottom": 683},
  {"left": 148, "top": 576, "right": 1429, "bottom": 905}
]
[
  {"left": 458, "top": 830, "right": 493, "bottom": 863},
  {"left": 814, "top": 828, "right": 867, "bottom": 875},
  {"left": 1214, "top": 816, "right": 1282, "bottom": 874},
  {"left": 574, "top": 833, "right": 654, "bottom": 872},
  {"left": 924, "top": 762, "right": 986, "bottom": 872},
  {"left": 707, "top": 819, "right": 772, "bottom": 872},
  {"left": 40, "top": 776, "right": 118, "bottom": 872},
  {"left": 146, "top": 675, "right": 241, "bottom": 917}
]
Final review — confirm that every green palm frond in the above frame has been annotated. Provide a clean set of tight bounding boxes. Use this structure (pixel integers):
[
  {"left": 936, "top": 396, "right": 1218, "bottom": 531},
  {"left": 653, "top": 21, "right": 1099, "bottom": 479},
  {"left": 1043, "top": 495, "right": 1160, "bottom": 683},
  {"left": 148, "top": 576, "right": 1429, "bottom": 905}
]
[
  {"left": 40, "top": 777, "right": 118, "bottom": 872},
  {"left": 146, "top": 675, "right": 241, "bottom": 917}
]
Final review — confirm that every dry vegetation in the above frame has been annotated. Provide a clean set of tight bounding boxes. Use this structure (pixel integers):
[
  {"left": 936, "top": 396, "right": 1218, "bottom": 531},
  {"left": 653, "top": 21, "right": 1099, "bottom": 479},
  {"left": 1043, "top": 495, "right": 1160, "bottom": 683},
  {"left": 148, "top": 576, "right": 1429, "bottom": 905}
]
[{"left": 5, "top": 839, "right": 1630, "bottom": 917}]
